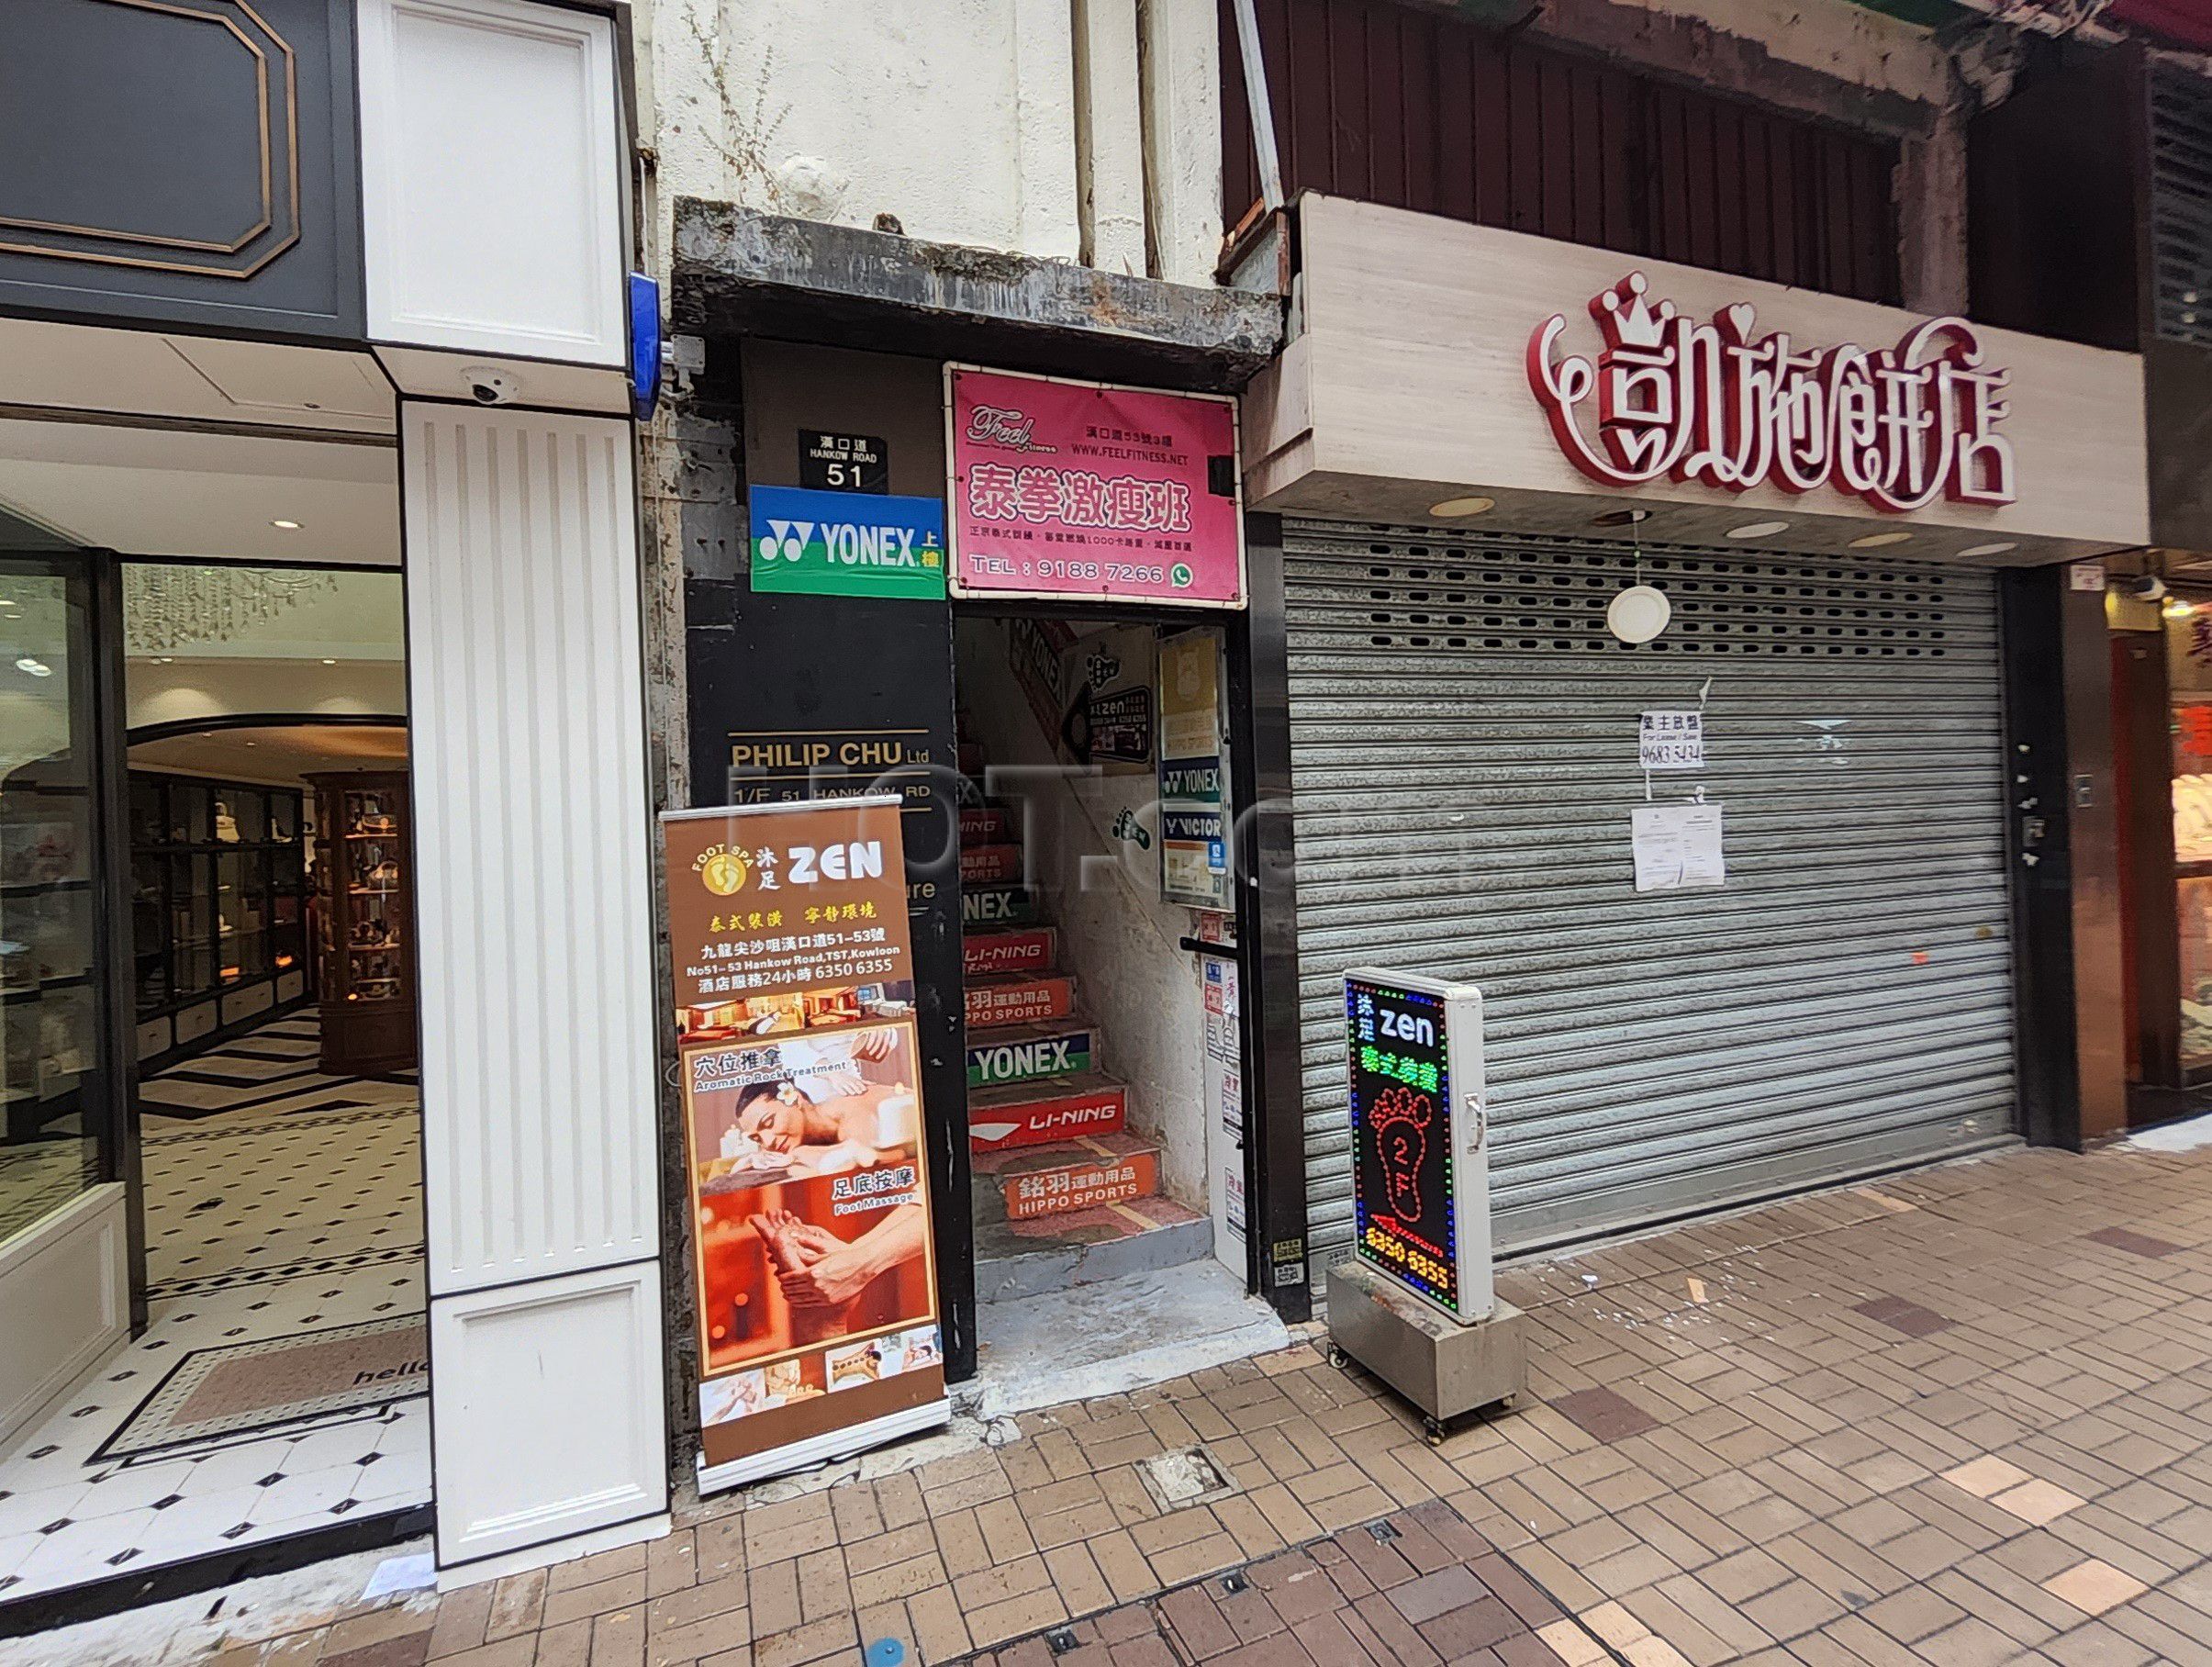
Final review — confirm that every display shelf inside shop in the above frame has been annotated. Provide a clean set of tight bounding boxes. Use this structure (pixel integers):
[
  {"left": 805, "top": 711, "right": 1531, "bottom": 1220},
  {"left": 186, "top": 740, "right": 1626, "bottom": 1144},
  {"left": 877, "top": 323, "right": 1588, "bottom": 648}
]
[{"left": 128, "top": 770, "right": 311, "bottom": 1076}]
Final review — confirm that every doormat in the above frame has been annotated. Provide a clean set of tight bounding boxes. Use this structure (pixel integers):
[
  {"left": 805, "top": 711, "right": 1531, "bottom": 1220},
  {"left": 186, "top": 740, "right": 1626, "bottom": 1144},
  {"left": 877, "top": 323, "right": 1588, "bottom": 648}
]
[{"left": 93, "top": 1315, "right": 428, "bottom": 1460}]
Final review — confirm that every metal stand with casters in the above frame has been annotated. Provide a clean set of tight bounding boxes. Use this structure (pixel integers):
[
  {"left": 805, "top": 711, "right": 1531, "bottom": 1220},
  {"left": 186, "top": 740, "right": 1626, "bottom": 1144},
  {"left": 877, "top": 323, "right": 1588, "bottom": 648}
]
[
  {"left": 1326, "top": 1259, "right": 1526, "bottom": 1444},
  {"left": 1328, "top": 969, "right": 1527, "bottom": 1445}
]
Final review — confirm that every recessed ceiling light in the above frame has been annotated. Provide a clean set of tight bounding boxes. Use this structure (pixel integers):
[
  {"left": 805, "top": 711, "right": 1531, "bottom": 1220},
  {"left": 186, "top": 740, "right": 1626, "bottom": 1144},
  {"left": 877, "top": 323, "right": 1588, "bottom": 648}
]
[
  {"left": 1958, "top": 541, "right": 2017, "bottom": 558},
  {"left": 271, "top": 519, "right": 302, "bottom": 530},
  {"left": 1428, "top": 495, "right": 1495, "bottom": 518},
  {"left": 321, "top": 658, "right": 337, "bottom": 666},
  {"left": 1726, "top": 520, "right": 1791, "bottom": 540},
  {"left": 14, "top": 656, "right": 51, "bottom": 677},
  {"left": 154, "top": 655, "right": 173, "bottom": 664},
  {"left": 1592, "top": 509, "right": 1652, "bottom": 528},
  {"left": 1849, "top": 531, "right": 1913, "bottom": 549}
]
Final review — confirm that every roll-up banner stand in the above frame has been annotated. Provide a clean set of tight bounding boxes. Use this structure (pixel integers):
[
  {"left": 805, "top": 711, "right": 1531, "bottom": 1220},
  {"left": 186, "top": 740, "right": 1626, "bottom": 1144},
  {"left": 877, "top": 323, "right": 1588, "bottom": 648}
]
[{"left": 663, "top": 795, "right": 951, "bottom": 1492}]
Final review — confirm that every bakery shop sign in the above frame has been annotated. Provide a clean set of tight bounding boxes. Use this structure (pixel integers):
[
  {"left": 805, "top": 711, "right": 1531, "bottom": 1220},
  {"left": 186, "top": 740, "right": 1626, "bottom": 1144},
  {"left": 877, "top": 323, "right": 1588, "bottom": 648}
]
[{"left": 1525, "top": 272, "right": 2017, "bottom": 515}]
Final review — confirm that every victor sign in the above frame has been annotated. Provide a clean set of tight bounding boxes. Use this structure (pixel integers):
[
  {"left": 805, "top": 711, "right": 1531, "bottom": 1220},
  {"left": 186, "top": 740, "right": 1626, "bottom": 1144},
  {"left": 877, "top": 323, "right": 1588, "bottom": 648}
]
[{"left": 1526, "top": 272, "right": 2017, "bottom": 515}]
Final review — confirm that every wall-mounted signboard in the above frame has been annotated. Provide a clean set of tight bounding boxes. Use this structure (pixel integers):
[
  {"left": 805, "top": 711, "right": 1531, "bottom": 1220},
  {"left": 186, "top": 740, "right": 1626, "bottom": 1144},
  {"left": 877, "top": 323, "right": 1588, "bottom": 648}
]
[
  {"left": 945, "top": 365, "right": 1246, "bottom": 607},
  {"left": 749, "top": 485, "right": 947, "bottom": 600},
  {"left": 1344, "top": 968, "right": 1493, "bottom": 1325},
  {"left": 1158, "top": 628, "right": 1230, "bottom": 908},
  {"left": 663, "top": 796, "right": 950, "bottom": 1490}
]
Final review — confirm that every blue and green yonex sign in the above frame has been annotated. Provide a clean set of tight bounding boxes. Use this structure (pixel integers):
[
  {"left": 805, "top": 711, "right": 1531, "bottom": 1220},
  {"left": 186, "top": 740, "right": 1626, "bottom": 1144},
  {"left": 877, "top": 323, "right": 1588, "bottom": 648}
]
[{"left": 749, "top": 485, "right": 948, "bottom": 599}]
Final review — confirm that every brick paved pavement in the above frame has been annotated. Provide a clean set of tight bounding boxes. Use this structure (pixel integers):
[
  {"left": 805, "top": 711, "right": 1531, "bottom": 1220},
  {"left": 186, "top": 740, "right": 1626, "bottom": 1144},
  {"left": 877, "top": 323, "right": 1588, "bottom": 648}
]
[{"left": 183, "top": 1136, "right": 2212, "bottom": 1667}]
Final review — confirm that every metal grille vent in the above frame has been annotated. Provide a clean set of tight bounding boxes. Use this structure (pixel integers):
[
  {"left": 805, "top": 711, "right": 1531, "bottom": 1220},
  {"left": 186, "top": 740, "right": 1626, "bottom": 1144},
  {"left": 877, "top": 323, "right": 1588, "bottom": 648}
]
[
  {"left": 1324, "top": 527, "right": 1962, "bottom": 658},
  {"left": 2151, "top": 62, "right": 2212, "bottom": 349}
]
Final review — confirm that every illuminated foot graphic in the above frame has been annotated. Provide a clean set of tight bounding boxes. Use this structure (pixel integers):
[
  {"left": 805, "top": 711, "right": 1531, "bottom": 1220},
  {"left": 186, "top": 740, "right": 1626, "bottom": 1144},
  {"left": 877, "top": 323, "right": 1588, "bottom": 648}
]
[{"left": 1371, "top": 1086, "right": 1434, "bottom": 1221}]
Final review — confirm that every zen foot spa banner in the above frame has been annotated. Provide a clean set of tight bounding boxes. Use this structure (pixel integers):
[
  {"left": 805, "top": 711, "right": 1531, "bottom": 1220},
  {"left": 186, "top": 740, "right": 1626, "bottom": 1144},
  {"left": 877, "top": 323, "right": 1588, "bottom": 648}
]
[{"left": 662, "top": 795, "right": 949, "bottom": 1488}]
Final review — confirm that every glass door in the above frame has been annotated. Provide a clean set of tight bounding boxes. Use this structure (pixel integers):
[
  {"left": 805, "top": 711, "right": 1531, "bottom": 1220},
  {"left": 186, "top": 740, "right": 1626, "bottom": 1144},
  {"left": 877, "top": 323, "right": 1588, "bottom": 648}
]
[{"left": 0, "top": 554, "right": 129, "bottom": 1448}]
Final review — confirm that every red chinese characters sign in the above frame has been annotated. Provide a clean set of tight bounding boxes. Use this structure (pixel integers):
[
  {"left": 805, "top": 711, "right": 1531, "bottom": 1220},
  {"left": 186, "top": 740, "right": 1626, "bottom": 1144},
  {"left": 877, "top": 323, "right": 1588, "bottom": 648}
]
[
  {"left": 1526, "top": 273, "right": 2017, "bottom": 515},
  {"left": 946, "top": 365, "right": 1245, "bottom": 606}
]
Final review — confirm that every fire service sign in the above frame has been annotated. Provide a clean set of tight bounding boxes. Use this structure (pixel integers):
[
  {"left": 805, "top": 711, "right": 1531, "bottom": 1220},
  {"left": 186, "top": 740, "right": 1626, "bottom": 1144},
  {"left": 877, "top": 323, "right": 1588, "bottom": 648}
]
[
  {"left": 1345, "top": 969, "right": 1495, "bottom": 1325},
  {"left": 945, "top": 364, "right": 1246, "bottom": 607}
]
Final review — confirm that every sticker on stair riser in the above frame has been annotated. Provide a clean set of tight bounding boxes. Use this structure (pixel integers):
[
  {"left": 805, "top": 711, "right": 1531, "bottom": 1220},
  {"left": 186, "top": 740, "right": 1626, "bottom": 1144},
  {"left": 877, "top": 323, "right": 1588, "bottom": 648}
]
[
  {"left": 960, "top": 844, "right": 1024, "bottom": 886},
  {"left": 962, "top": 926, "right": 1055, "bottom": 979},
  {"left": 967, "top": 1029, "right": 1094, "bottom": 1087},
  {"left": 969, "top": 1086, "right": 1126, "bottom": 1150},
  {"left": 959, "top": 808, "right": 1012, "bottom": 843},
  {"left": 962, "top": 885, "right": 1037, "bottom": 926},
  {"left": 1003, "top": 1150, "right": 1158, "bottom": 1220},
  {"left": 966, "top": 975, "right": 1075, "bottom": 1030}
]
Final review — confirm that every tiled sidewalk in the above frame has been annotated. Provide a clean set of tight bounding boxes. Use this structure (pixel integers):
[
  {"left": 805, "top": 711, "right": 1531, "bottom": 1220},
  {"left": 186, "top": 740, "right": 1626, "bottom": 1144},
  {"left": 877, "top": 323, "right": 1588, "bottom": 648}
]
[{"left": 187, "top": 1136, "right": 2212, "bottom": 1667}]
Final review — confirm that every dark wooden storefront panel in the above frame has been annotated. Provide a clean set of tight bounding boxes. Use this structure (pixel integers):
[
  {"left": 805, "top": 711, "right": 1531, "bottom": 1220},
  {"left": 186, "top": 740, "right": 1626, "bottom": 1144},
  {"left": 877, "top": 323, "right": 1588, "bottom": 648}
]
[{"left": 1222, "top": 0, "right": 1900, "bottom": 305}]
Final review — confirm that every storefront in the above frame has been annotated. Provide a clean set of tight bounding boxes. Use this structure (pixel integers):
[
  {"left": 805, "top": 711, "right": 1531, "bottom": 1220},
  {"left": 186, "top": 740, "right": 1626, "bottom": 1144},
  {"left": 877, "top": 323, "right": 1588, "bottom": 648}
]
[
  {"left": 2111, "top": 566, "right": 2212, "bottom": 1108},
  {"left": 1239, "top": 195, "right": 2152, "bottom": 1271},
  {"left": 0, "top": 0, "right": 661, "bottom": 1624},
  {"left": 662, "top": 207, "right": 1309, "bottom": 1471}
]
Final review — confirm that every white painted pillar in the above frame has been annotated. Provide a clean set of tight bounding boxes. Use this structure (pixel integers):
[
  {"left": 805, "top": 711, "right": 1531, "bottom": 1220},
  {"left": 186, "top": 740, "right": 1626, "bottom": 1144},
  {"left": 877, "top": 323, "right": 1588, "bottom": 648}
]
[
  {"left": 1074, "top": 0, "right": 1150, "bottom": 274},
  {"left": 401, "top": 405, "right": 668, "bottom": 1577},
  {"left": 1137, "top": 0, "right": 1226, "bottom": 286}
]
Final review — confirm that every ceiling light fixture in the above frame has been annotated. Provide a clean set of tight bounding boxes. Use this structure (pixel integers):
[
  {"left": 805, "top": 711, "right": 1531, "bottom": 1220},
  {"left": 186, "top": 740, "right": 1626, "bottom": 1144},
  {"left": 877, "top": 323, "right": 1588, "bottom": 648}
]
[
  {"left": 15, "top": 656, "right": 51, "bottom": 677},
  {"left": 271, "top": 519, "right": 302, "bottom": 530},
  {"left": 1428, "top": 495, "right": 1495, "bottom": 518},
  {"left": 1848, "top": 531, "right": 1913, "bottom": 549},
  {"left": 1957, "top": 541, "right": 2017, "bottom": 559},
  {"left": 1726, "top": 520, "right": 1791, "bottom": 540},
  {"left": 321, "top": 657, "right": 338, "bottom": 666},
  {"left": 1592, "top": 508, "right": 1652, "bottom": 528}
]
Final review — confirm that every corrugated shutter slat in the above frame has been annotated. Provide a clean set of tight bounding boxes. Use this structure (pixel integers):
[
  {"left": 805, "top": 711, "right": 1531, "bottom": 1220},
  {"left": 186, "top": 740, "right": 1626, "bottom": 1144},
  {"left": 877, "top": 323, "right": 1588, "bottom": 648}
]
[{"left": 1283, "top": 523, "right": 2017, "bottom": 1263}]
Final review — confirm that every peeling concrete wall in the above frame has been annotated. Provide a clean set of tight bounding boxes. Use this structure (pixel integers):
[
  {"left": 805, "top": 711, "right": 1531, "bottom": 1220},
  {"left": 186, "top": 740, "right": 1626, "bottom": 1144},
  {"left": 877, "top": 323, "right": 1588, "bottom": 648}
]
[{"left": 643, "top": 0, "right": 1223, "bottom": 289}]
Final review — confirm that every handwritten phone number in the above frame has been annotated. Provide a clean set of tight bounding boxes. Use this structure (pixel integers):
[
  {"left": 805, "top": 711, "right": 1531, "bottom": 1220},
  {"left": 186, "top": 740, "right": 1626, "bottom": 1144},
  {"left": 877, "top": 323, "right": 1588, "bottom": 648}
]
[{"left": 1031, "top": 559, "right": 1167, "bottom": 585}]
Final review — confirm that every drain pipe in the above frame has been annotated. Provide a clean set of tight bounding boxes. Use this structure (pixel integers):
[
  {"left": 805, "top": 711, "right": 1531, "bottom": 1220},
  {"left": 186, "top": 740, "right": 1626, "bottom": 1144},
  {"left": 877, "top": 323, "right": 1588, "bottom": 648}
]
[{"left": 1229, "top": 0, "right": 1284, "bottom": 212}]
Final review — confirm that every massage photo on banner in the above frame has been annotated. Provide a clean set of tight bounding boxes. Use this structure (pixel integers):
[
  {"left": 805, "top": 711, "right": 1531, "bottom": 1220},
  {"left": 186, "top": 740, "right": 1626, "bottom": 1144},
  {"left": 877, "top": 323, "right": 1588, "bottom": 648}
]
[
  {"left": 663, "top": 796, "right": 948, "bottom": 1480},
  {"left": 678, "top": 1014, "right": 944, "bottom": 1468}
]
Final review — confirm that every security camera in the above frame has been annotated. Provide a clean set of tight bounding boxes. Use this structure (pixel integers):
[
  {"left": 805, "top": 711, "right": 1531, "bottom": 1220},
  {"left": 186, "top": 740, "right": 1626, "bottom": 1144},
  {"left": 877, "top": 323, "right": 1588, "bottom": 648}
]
[
  {"left": 2126, "top": 574, "right": 2169, "bottom": 602},
  {"left": 461, "top": 367, "right": 519, "bottom": 407}
]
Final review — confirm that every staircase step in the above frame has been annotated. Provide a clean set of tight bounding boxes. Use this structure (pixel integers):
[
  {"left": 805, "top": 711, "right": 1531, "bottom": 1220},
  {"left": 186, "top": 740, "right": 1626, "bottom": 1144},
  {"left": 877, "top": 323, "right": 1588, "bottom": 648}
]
[
  {"left": 962, "top": 924, "right": 1057, "bottom": 980},
  {"left": 965, "top": 970, "right": 1076, "bottom": 1031},
  {"left": 960, "top": 806, "right": 1013, "bottom": 844},
  {"left": 962, "top": 883, "right": 1037, "bottom": 927},
  {"left": 978, "top": 1123, "right": 1167, "bottom": 1211},
  {"left": 972, "top": 1130, "right": 1161, "bottom": 1221},
  {"left": 959, "top": 843, "right": 1025, "bottom": 886},
  {"left": 967, "top": 1069, "right": 1126, "bottom": 1151},
  {"left": 966, "top": 1018, "right": 1096, "bottom": 1088},
  {"left": 973, "top": 1195, "right": 1213, "bottom": 1303}
]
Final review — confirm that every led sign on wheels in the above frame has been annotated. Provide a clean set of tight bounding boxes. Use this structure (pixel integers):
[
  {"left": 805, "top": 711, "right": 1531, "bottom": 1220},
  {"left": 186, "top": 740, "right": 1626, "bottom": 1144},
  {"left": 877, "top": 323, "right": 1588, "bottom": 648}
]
[
  {"left": 1344, "top": 969, "right": 1494, "bottom": 1326},
  {"left": 1330, "top": 968, "right": 1520, "bottom": 1445}
]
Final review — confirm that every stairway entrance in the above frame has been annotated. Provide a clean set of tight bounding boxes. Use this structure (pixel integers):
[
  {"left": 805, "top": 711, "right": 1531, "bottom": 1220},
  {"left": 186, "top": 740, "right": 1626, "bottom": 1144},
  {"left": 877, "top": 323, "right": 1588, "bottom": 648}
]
[{"left": 952, "top": 613, "right": 1285, "bottom": 1412}]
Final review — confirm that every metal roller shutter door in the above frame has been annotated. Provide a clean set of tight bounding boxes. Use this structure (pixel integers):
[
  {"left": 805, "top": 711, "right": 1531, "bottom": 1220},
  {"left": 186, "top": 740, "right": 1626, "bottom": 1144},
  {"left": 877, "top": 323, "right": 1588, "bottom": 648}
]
[{"left": 1284, "top": 521, "right": 2018, "bottom": 1265}]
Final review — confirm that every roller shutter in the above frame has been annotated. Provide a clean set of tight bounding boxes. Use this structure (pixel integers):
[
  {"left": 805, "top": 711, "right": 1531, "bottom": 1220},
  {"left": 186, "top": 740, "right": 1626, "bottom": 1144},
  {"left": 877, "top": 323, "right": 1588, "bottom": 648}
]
[{"left": 1284, "top": 521, "right": 2018, "bottom": 1266}]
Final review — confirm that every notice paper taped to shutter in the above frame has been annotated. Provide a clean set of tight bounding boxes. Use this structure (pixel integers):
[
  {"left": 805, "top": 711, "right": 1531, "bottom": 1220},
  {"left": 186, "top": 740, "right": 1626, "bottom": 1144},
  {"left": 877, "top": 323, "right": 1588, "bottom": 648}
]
[{"left": 1631, "top": 802, "right": 1726, "bottom": 892}]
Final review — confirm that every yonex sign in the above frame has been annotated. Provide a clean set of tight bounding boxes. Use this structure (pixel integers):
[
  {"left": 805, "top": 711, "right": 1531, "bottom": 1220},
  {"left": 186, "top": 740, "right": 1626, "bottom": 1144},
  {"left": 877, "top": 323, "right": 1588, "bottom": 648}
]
[{"left": 749, "top": 484, "right": 948, "bottom": 599}]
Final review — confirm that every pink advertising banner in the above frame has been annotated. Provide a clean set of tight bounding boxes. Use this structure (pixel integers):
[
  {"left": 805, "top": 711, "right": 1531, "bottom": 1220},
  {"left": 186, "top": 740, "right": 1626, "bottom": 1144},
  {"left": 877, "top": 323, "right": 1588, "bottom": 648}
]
[{"left": 945, "top": 365, "right": 1246, "bottom": 608}]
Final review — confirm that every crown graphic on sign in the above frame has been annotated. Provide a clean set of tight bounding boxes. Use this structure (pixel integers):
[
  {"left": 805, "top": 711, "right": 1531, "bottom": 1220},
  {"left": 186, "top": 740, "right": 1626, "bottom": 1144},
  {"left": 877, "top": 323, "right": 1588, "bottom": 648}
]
[{"left": 1592, "top": 272, "right": 1675, "bottom": 351}]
